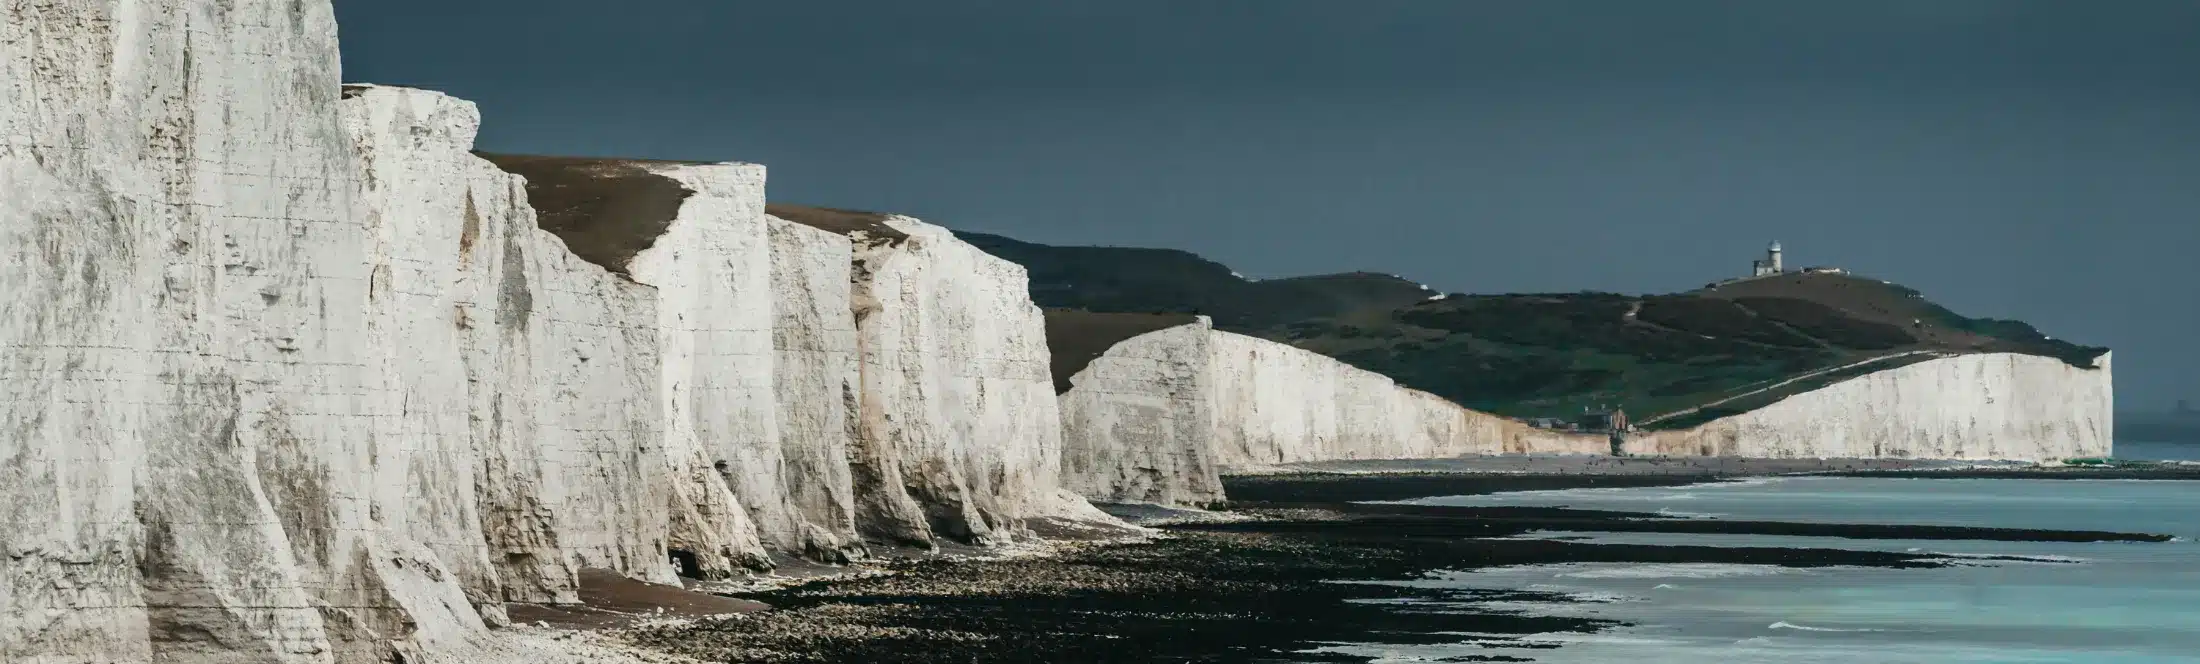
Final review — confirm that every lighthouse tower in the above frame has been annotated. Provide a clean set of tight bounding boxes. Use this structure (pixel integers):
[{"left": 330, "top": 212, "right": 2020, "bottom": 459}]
[{"left": 1751, "top": 241, "right": 1784, "bottom": 277}]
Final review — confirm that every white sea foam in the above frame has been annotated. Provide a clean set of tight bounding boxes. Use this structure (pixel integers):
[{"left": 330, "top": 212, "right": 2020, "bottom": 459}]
[
  {"left": 1931, "top": 552, "right": 2088, "bottom": 564},
  {"left": 1654, "top": 507, "right": 1724, "bottom": 519},
  {"left": 1521, "top": 584, "right": 1638, "bottom": 603},
  {"left": 1510, "top": 632, "right": 1695, "bottom": 647},
  {"left": 1769, "top": 621, "right": 1882, "bottom": 633},
  {"left": 1547, "top": 563, "right": 1796, "bottom": 580}
]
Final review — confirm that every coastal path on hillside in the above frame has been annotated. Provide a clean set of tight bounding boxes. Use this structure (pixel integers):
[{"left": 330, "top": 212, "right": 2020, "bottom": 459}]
[{"left": 1637, "top": 349, "right": 1952, "bottom": 428}]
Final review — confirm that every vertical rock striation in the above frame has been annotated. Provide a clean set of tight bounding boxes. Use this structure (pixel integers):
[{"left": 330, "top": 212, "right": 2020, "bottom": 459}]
[
  {"left": 345, "top": 84, "right": 509, "bottom": 623},
  {"left": 1, "top": 2, "right": 405, "bottom": 661},
  {"left": 775, "top": 208, "right": 1117, "bottom": 545},
  {"left": 475, "top": 154, "right": 774, "bottom": 576},
  {"left": 624, "top": 161, "right": 781, "bottom": 573},
  {"left": 346, "top": 85, "right": 677, "bottom": 613},
  {"left": 764, "top": 216, "right": 867, "bottom": 561}
]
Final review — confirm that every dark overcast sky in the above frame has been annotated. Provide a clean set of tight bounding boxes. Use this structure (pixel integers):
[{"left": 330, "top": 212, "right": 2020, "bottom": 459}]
[{"left": 335, "top": 0, "right": 2200, "bottom": 411}]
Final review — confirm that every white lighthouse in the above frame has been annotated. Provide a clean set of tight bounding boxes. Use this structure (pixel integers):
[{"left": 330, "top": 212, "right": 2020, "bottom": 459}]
[{"left": 1751, "top": 241, "right": 1784, "bottom": 277}]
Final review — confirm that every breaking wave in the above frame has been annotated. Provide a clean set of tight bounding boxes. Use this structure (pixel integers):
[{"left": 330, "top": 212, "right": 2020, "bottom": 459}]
[
  {"left": 1768, "top": 621, "right": 1881, "bottom": 633},
  {"left": 1550, "top": 563, "right": 1794, "bottom": 580}
]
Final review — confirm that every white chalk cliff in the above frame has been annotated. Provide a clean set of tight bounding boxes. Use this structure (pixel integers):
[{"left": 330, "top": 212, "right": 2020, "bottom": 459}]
[
  {"left": 1058, "top": 318, "right": 2113, "bottom": 506},
  {"left": 2, "top": 3, "right": 1115, "bottom": 661},
  {"left": 347, "top": 84, "right": 679, "bottom": 612},
  {"left": 1058, "top": 317, "right": 1607, "bottom": 506},
  {"left": 773, "top": 209, "right": 1117, "bottom": 545},
  {"left": 1625, "top": 351, "right": 2113, "bottom": 461},
  {"left": 764, "top": 217, "right": 868, "bottom": 560},
  {"left": 3, "top": 2, "right": 427, "bottom": 661}
]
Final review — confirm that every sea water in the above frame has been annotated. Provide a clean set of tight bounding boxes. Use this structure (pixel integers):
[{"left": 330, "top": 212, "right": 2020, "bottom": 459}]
[
  {"left": 1317, "top": 471, "right": 2200, "bottom": 663},
  {"left": 2118, "top": 439, "right": 2200, "bottom": 461}
]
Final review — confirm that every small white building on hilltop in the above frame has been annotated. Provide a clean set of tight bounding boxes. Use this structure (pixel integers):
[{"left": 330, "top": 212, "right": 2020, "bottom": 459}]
[
  {"left": 1703, "top": 242, "right": 1846, "bottom": 290},
  {"left": 1751, "top": 241, "right": 1784, "bottom": 277}
]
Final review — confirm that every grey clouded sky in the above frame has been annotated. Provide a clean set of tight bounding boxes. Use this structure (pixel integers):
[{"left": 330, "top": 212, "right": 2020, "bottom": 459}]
[{"left": 336, "top": 0, "right": 2199, "bottom": 409}]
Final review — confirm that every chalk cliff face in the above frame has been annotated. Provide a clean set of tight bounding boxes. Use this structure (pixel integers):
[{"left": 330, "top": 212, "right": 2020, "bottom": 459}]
[
  {"left": 346, "top": 85, "right": 680, "bottom": 608},
  {"left": 1626, "top": 352, "right": 2113, "bottom": 461},
  {"left": 480, "top": 169, "right": 1120, "bottom": 559},
  {"left": 1, "top": 2, "right": 421, "bottom": 661},
  {"left": 476, "top": 154, "right": 888, "bottom": 571},
  {"left": 1059, "top": 322, "right": 1224, "bottom": 506},
  {"left": 617, "top": 161, "right": 785, "bottom": 573},
  {"left": 1204, "top": 330, "right": 1610, "bottom": 467},
  {"left": 764, "top": 216, "right": 866, "bottom": 561},
  {"left": 1057, "top": 317, "right": 1605, "bottom": 506},
  {"left": 801, "top": 213, "right": 1112, "bottom": 545}
]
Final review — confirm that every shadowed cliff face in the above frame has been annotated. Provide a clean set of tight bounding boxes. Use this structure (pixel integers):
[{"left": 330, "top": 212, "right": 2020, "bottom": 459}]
[{"left": 475, "top": 153, "right": 706, "bottom": 276}]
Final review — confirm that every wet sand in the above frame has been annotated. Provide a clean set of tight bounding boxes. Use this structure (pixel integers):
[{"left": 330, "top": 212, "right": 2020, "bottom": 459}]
[
  {"left": 618, "top": 462, "right": 2181, "bottom": 663},
  {"left": 1240, "top": 454, "right": 2001, "bottom": 477}
]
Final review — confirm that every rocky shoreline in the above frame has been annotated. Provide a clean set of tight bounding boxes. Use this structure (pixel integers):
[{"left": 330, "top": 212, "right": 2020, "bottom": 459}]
[{"left": 599, "top": 464, "right": 2181, "bottom": 663}]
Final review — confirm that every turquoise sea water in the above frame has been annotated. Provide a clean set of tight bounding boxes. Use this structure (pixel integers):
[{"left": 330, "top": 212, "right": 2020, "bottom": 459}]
[{"left": 1320, "top": 465, "right": 2200, "bottom": 663}]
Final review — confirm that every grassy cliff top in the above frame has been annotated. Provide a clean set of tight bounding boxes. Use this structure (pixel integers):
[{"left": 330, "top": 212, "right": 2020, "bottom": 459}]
[
  {"left": 766, "top": 203, "right": 910, "bottom": 245},
  {"left": 478, "top": 152, "right": 702, "bottom": 276},
  {"left": 969, "top": 233, "right": 2106, "bottom": 427}
]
